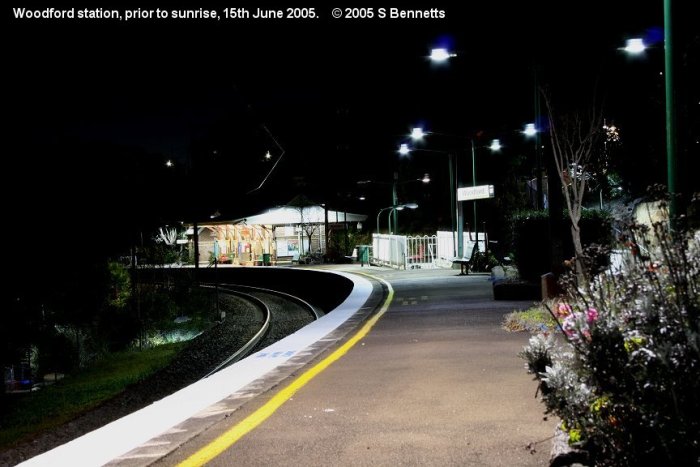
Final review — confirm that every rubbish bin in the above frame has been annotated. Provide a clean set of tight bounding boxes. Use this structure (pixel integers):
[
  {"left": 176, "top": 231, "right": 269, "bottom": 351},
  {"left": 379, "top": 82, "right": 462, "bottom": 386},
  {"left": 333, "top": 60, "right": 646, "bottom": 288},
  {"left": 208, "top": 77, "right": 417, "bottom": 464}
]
[
  {"left": 262, "top": 253, "right": 271, "bottom": 266},
  {"left": 357, "top": 245, "right": 369, "bottom": 267}
]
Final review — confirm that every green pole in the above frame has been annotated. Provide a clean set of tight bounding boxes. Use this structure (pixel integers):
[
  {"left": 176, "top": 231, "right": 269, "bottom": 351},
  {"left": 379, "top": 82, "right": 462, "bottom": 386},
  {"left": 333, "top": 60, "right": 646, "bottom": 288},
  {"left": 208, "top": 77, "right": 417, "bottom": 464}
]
[
  {"left": 664, "top": 0, "right": 677, "bottom": 217},
  {"left": 471, "top": 140, "right": 478, "bottom": 253},
  {"left": 392, "top": 171, "right": 399, "bottom": 233},
  {"left": 456, "top": 147, "right": 463, "bottom": 258},
  {"left": 448, "top": 154, "right": 456, "bottom": 257}
]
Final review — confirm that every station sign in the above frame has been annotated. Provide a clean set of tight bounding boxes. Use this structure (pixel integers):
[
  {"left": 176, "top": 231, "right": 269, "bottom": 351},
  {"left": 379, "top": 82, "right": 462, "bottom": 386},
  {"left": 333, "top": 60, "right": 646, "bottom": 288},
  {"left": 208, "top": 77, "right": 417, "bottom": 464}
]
[{"left": 457, "top": 184, "right": 495, "bottom": 201}]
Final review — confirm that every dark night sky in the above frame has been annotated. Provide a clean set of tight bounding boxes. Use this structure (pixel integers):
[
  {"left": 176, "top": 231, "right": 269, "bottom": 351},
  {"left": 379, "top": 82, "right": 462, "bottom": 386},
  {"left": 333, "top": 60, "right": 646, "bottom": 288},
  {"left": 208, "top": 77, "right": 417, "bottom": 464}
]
[{"left": 4, "top": 1, "right": 697, "bottom": 257}]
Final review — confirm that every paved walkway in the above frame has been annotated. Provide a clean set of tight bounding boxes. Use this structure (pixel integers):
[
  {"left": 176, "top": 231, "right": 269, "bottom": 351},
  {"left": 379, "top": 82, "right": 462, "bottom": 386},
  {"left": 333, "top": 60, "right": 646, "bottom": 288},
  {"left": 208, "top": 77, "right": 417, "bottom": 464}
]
[{"left": 160, "top": 265, "right": 555, "bottom": 466}]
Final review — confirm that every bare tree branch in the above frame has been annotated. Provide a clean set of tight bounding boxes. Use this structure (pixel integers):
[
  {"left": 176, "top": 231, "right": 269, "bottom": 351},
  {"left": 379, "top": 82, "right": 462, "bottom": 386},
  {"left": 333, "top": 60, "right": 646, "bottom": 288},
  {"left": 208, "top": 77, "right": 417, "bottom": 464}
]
[{"left": 541, "top": 89, "right": 604, "bottom": 279}]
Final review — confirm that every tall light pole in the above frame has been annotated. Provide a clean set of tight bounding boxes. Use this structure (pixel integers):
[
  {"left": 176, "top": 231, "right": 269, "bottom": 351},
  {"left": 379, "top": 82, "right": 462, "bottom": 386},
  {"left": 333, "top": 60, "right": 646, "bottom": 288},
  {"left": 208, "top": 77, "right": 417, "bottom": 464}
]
[
  {"left": 663, "top": 0, "right": 678, "bottom": 216},
  {"left": 361, "top": 175, "right": 429, "bottom": 234},
  {"left": 376, "top": 203, "right": 419, "bottom": 234},
  {"left": 401, "top": 141, "right": 457, "bottom": 257},
  {"left": 407, "top": 127, "right": 500, "bottom": 258},
  {"left": 523, "top": 122, "right": 541, "bottom": 209},
  {"left": 387, "top": 206, "right": 404, "bottom": 234},
  {"left": 623, "top": 2, "right": 678, "bottom": 216},
  {"left": 468, "top": 138, "right": 501, "bottom": 257}
]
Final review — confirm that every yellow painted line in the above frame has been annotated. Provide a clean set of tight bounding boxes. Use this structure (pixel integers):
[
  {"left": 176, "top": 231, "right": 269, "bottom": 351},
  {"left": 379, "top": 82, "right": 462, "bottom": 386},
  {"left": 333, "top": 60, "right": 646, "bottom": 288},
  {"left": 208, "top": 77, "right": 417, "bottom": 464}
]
[{"left": 178, "top": 273, "right": 393, "bottom": 467}]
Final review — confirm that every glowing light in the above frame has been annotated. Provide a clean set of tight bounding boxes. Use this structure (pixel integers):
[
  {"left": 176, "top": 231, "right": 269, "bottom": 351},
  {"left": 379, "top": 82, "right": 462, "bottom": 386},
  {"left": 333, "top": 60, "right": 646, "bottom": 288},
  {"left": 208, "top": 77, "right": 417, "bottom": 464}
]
[
  {"left": 623, "top": 38, "right": 646, "bottom": 55},
  {"left": 264, "top": 151, "right": 272, "bottom": 160},
  {"left": 430, "top": 48, "right": 456, "bottom": 62},
  {"left": 410, "top": 127, "right": 425, "bottom": 140},
  {"left": 603, "top": 123, "right": 620, "bottom": 143},
  {"left": 489, "top": 139, "right": 502, "bottom": 152},
  {"left": 421, "top": 173, "right": 431, "bottom": 183},
  {"left": 398, "top": 143, "right": 411, "bottom": 156},
  {"left": 523, "top": 123, "right": 537, "bottom": 137},
  {"left": 165, "top": 160, "right": 174, "bottom": 167}
]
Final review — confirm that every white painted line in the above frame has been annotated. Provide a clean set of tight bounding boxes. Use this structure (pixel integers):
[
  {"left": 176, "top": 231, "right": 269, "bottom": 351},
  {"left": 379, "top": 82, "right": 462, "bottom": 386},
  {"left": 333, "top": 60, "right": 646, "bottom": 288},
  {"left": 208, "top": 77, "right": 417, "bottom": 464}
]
[{"left": 19, "top": 271, "right": 372, "bottom": 467}]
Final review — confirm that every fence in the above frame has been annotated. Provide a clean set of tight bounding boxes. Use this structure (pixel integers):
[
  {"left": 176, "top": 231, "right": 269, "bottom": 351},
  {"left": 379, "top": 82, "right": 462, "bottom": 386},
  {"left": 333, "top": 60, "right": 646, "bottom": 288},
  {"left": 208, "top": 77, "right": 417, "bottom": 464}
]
[
  {"left": 405, "top": 235, "right": 438, "bottom": 269},
  {"left": 372, "top": 234, "right": 406, "bottom": 269},
  {"left": 371, "top": 234, "right": 439, "bottom": 269},
  {"left": 371, "top": 231, "right": 489, "bottom": 270}
]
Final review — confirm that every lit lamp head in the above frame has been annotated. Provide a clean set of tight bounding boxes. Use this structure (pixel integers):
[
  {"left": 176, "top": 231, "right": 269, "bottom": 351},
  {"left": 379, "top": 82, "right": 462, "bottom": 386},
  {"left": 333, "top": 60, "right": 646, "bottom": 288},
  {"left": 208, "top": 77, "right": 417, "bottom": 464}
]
[
  {"left": 429, "top": 48, "right": 456, "bottom": 62},
  {"left": 523, "top": 123, "right": 537, "bottom": 138},
  {"left": 623, "top": 38, "right": 646, "bottom": 55},
  {"left": 410, "top": 127, "right": 425, "bottom": 140}
]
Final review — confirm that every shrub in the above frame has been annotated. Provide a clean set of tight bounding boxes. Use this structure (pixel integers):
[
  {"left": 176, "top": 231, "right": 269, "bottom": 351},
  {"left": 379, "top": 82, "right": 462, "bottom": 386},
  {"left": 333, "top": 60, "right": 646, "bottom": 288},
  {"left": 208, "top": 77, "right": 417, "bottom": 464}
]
[
  {"left": 510, "top": 209, "right": 612, "bottom": 282},
  {"left": 503, "top": 302, "right": 558, "bottom": 333},
  {"left": 520, "top": 196, "right": 700, "bottom": 466}
]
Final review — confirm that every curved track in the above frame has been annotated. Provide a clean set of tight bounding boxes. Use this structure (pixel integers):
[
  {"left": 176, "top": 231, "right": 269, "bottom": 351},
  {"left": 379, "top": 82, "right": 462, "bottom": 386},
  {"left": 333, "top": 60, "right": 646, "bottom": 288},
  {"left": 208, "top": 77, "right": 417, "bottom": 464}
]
[{"left": 199, "top": 283, "right": 320, "bottom": 377}]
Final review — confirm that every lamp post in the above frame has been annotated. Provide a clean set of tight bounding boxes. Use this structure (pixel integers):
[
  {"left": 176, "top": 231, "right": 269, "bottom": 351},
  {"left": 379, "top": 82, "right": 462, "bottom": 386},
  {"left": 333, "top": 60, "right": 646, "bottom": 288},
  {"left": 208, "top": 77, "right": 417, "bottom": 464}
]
[
  {"left": 467, "top": 138, "right": 502, "bottom": 258},
  {"left": 523, "top": 122, "right": 543, "bottom": 209},
  {"left": 406, "top": 128, "right": 500, "bottom": 258},
  {"left": 376, "top": 203, "right": 419, "bottom": 234},
  {"left": 359, "top": 173, "right": 429, "bottom": 234},
  {"left": 401, "top": 140, "right": 457, "bottom": 257},
  {"left": 387, "top": 205, "right": 404, "bottom": 234},
  {"left": 623, "top": 10, "right": 678, "bottom": 216}
]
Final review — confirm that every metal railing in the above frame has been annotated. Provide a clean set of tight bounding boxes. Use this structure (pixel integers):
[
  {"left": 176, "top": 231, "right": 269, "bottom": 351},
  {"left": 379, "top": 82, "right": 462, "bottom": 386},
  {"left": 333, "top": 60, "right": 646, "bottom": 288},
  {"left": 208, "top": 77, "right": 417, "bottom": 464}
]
[{"left": 405, "top": 235, "right": 437, "bottom": 269}]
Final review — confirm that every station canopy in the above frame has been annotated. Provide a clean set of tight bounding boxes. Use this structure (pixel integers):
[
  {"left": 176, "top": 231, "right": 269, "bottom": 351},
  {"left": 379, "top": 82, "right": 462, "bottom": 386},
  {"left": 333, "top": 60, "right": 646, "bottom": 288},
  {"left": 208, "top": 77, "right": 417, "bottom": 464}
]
[{"left": 233, "top": 205, "right": 366, "bottom": 226}]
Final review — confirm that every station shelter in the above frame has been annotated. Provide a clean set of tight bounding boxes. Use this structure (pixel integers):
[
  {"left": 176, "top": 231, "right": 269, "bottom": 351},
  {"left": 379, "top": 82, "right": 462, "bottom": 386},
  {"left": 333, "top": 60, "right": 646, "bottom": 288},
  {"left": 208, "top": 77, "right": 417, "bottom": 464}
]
[{"left": 188, "top": 204, "right": 366, "bottom": 265}]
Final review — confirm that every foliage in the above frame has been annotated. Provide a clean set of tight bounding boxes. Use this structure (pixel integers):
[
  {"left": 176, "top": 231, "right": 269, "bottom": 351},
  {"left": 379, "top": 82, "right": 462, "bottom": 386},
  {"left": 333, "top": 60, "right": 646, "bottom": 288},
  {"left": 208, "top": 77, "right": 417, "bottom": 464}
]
[
  {"left": 520, "top": 194, "right": 700, "bottom": 466},
  {"left": 107, "top": 262, "right": 131, "bottom": 308},
  {"left": 510, "top": 209, "right": 612, "bottom": 282},
  {"left": 0, "top": 343, "right": 184, "bottom": 449},
  {"left": 503, "top": 303, "right": 558, "bottom": 333},
  {"left": 5, "top": 258, "right": 213, "bottom": 385},
  {"left": 469, "top": 250, "right": 500, "bottom": 272}
]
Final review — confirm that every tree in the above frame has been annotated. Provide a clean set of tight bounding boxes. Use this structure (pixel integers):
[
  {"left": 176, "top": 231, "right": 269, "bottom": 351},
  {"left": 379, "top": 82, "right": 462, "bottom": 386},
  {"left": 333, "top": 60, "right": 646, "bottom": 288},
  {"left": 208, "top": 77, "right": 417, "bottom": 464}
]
[
  {"left": 286, "top": 195, "right": 320, "bottom": 256},
  {"left": 543, "top": 91, "right": 603, "bottom": 278}
]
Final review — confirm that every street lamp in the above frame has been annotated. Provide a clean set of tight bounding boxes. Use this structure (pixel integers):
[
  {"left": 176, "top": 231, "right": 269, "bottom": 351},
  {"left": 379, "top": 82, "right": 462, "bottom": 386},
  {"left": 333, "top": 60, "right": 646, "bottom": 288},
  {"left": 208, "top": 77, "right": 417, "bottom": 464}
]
[
  {"left": 360, "top": 175, "right": 429, "bottom": 234},
  {"left": 376, "top": 203, "right": 419, "bottom": 234},
  {"left": 469, "top": 137, "right": 501, "bottom": 258},
  {"left": 429, "top": 48, "right": 457, "bottom": 63},
  {"left": 387, "top": 205, "right": 404, "bottom": 234},
  {"left": 523, "top": 123, "right": 537, "bottom": 137},
  {"left": 621, "top": 15, "right": 678, "bottom": 215},
  {"left": 388, "top": 203, "right": 419, "bottom": 233},
  {"left": 623, "top": 38, "right": 646, "bottom": 55},
  {"left": 405, "top": 127, "right": 501, "bottom": 258},
  {"left": 523, "top": 122, "right": 545, "bottom": 209},
  {"left": 400, "top": 139, "right": 457, "bottom": 256}
]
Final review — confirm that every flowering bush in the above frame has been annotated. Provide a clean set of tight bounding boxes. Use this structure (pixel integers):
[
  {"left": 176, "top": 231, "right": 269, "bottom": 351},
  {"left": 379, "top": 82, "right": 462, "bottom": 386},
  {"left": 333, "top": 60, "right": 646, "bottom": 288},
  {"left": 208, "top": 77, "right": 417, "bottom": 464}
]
[{"left": 521, "top": 195, "right": 700, "bottom": 466}]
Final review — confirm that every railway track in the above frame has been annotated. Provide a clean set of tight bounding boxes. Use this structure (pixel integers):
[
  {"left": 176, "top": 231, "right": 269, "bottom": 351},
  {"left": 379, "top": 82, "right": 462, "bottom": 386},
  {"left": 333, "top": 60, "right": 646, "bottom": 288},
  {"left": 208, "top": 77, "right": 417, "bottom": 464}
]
[{"left": 199, "top": 283, "right": 320, "bottom": 377}]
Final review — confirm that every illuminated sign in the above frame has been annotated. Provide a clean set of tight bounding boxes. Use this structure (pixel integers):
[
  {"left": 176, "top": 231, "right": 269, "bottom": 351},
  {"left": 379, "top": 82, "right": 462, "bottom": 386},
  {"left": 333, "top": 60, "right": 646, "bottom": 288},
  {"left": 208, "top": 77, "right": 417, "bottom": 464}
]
[{"left": 457, "top": 185, "right": 495, "bottom": 201}]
